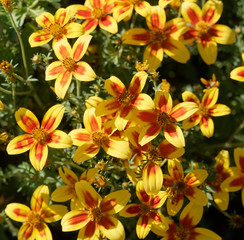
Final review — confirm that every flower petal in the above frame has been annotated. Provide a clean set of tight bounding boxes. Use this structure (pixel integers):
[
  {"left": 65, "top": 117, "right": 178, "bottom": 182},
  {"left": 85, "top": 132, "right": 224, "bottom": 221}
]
[
  {"left": 61, "top": 210, "right": 90, "bottom": 231},
  {"left": 185, "top": 169, "right": 208, "bottom": 187},
  {"left": 105, "top": 76, "right": 126, "bottom": 97},
  {"left": 135, "top": 1, "right": 151, "bottom": 17},
  {"left": 128, "top": 71, "right": 148, "bottom": 95},
  {"left": 73, "top": 143, "right": 100, "bottom": 163},
  {"left": 84, "top": 107, "right": 102, "bottom": 132},
  {"left": 53, "top": 39, "right": 72, "bottom": 61},
  {"left": 113, "top": 3, "right": 133, "bottom": 22},
  {"left": 208, "top": 104, "right": 231, "bottom": 116},
  {"left": 119, "top": 204, "right": 141, "bottom": 218},
  {"left": 194, "top": 227, "right": 221, "bottom": 240},
  {"left": 136, "top": 180, "right": 150, "bottom": 204},
  {"left": 197, "top": 40, "right": 217, "bottom": 65},
  {"left": 63, "top": 22, "right": 85, "bottom": 38},
  {"left": 139, "top": 123, "right": 162, "bottom": 146},
  {"left": 181, "top": 2, "right": 202, "bottom": 25},
  {"left": 29, "top": 30, "right": 53, "bottom": 47},
  {"left": 202, "top": 0, "right": 223, "bottom": 25},
  {"left": 47, "top": 130, "right": 72, "bottom": 148},
  {"left": 45, "top": 61, "right": 65, "bottom": 80},
  {"left": 99, "top": 15, "right": 118, "bottom": 34},
  {"left": 54, "top": 8, "right": 71, "bottom": 26},
  {"left": 67, "top": 4, "right": 92, "bottom": 19},
  {"left": 182, "top": 91, "right": 200, "bottom": 105},
  {"left": 213, "top": 191, "right": 229, "bottom": 211},
  {"left": 7, "top": 135, "right": 34, "bottom": 155},
  {"left": 36, "top": 12, "right": 54, "bottom": 29},
  {"left": 77, "top": 221, "right": 98, "bottom": 239},
  {"left": 158, "top": 139, "right": 185, "bottom": 159},
  {"left": 185, "top": 187, "right": 208, "bottom": 206},
  {"left": 42, "top": 204, "right": 68, "bottom": 223},
  {"left": 5, "top": 203, "right": 30, "bottom": 222},
  {"left": 166, "top": 194, "right": 184, "bottom": 216},
  {"left": 15, "top": 108, "right": 40, "bottom": 133},
  {"left": 69, "top": 129, "right": 92, "bottom": 146},
  {"left": 150, "top": 191, "right": 168, "bottom": 209},
  {"left": 221, "top": 175, "right": 244, "bottom": 192},
  {"left": 136, "top": 214, "right": 152, "bottom": 239},
  {"left": 36, "top": 222, "right": 52, "bottom": 240},
  {"left": 167, "top": 158, "right": 184, "bottom": 179},
  {"left": 72, "top": 34, "right": 92, "bottom": 61},
  {"left": 31, "top": 185, "right": 49, "bottom": 212},
  {"left": 18, "top": 223, "right": 35, "bottom": 240},
  {"left": 29, "top": 143, "right": 48, "bottom": 171},
  {"left": 133, "top": 93, "right": 155, "bottom": 110},
  {"left": 75, "top": 180, "right": 102, "bottom": 209},
  {"left": 59, "top": 166, "right": 79, "bottom": 185},
  {"left": 95, "top": 98, "right": 120, "bottom": 116},
  {"left": 73, "top": 61, "right": 96, "bottom": 81},
  {"left": 154, "top": 91, "right": 172, "bottom": 114},
  {"left": 41, "top": 104, "right": 65, "bottom": 133},
  {"left": 210, "top": 24, "right": 235, "bottom": 45},
  {"left": 122, "top": 28, "right": 151, "bottom": 45},
  {"left": 204, "top": 87, "right": 219, "bottom": 109},
  {"left": 199, "top": 115, "right": 214, "bottom": 138},
  {"left": 182, "top": 113, "right": 201, "bottom": 130},
  {"left": 230, "top": 66, "right": 244, "bottom": 82},
  {"left": 55, "top": 70, "right": 73, "bottom": 99},
  {"left": 82, "top": 19, "right": 99, "bottom": 34},
  {"left": 51, "top": 185, "right": 74, "bottom": 202},
  {"left": 146, "top": 6, "right": 166, "bottom": 31},
  {"left": 100, "top": 190, "right": 131, "bottom": 215},
  {"left": 163, "top": 123, "right": 185, "bottom": 148},
  {"left": 234, "top": 147, "right": 244, "bottom": 172}
]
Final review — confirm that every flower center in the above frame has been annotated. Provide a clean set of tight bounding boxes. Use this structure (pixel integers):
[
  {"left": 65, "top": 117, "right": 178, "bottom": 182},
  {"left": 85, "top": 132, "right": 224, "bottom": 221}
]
[
  {"left": 196, "top": 21, "right": 209, "bottom": 36},
  {"left": 0, "top": 60, "right": 12, "bottom": 73},
  {"left": 62, "top": 57, "right": 77, "bottom": 72},
  {"left": 32, "top": 128, "right": 50, "bottom": 145},
  {"left": 199, "top": 105, "right": 208, "bottom": 115},
  {"left": 28, "top": 212, "right": 43, "bottom": 230},
  {"left": 175, "top": 180, "right": 187, "bottom": 192},
  {"left": 157, "top": 112, "right": 171, "bottom": 126},
  {"left": 92, "top": 131, "right": 107, "bottom": 145},
  {"left": 118, "top": 91, "right": 134, "bottom": 105},
  {"left": 89, "top": 207, "right": 102, "bottom": 222},
  {"left": 175, "top": 226, "right": 190, "bottom": 240},
  {"left": 151, "top": 30, "right": 167, "bottom": 43},
  {"left": 140, "top": 204, "right": 151, "bottom": 215},
  {"left": 92, "top": 8, "right": 104, "bottom": 19},
  {"left": 129, "top": 0, "right": 140, "bottom": 4},
  {"left": 145, "top": 146, "right": 160, "bottom": 163},
  {"left": 48, "top": 23, "right": 64, "bottom": 37}
]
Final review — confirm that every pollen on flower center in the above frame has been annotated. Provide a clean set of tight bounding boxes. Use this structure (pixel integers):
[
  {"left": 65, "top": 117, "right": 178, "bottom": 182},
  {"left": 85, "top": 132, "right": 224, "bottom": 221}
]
[
  {"left": 146, "top": 146, "right": 160, "bottom": 162},
  {"left": 92, "top": 8, "right": 104, "bottom": 19},
  {"left": 140, "top": 204, "right": 151, "bottom": 215},
  {"left": 48, "top": 23, "right": 64, "bottom": 37},
  {"left": 118, "top": 91, "right": 134, "bottom": 105},
  {"left": 151, "top": 30, "right": 167, "bottom": 43},
  {"left": 28, "top": 211, "right": 43, "bottom": 229},
  {"left": 62, "top": 57, "right": 77, "bottom": 72},
  {"left": 175, "top": 226, "right": 190, "bottom": 240},
  {"left": 175, "top": 180, "right": 187, "bottom": 192},
  {"left": 32, "top": 128, "right": 50, "bottom": 145},
  {"left": 157, "top": 112, "right": 171, "bottom": 126},
  {"left": 0, "top": 60, "right": 12, "bottom": 73},
  {"left": 92, "top": 131, "right": 107, "bottom": 145},
  {"left": 196, "top": 21, "right": 209, "bottom": 36},
  {"left": 199, "top": 105, "right": 208, "bottom": 115},
  {"left": 89, "top": 207, "right": 102, "bottom": 222}
]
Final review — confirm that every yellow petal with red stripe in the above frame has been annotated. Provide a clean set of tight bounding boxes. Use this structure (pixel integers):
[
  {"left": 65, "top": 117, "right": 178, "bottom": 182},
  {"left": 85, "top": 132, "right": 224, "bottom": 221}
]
[
  {"left": 168, "top": 158, "right": 184, "bottom": 180},
  {"left": 230, "top": 66, "right": 244, "bottom": 82},
  {"left": 166, "top": 194, "right": 184, "bottom": 216},
  {"left": 135, "top": 1, "right": 151, "bottom": 17},
  {"left": 36, "top": 12, "right": 54, "bottom": 29},
  {"left": 64, "top": 22, "right": 84, "bottom": 38},
  {"left": 99, "top": 15, "right": 118, "bottom": 34},
  {"left": 77, "top": 221, "right": 98, "bottom": 239},
  {"left": 90, "top": 0, "right": 104, "bottom": 8},
  {"left": 59, "top": 166, "right": 78, "bottom": 185},
  {"left": 47, "top": 130, "right": 72, "bottom": 148},
  {"left": 197, "top": 40, "right": 217, "bottom": 65},
  {"left": 113, "top": 3, "right": 133, "bottom": 22},
  {"left": 164, "top": 18, "right": 188, "bottom": 39},
  {"left": 136, "top": 180, "right": 150, "bottom": 204},
  {"left": 163, "top": 39, "right": 190, "bottom": 64},
  {"left": 82, "top": 19, "right": 99, "bottom": 34},
  {"left": 54, "top": 8, "right": 71, "bottom": 26},
  {"left": 35, "top": 222, "right": 52, "bottom": 240},
  {"left": 73, "top": 61, "right": 96, "bottom": 81},
  {"left": 7, "top": 134, "right": 34, "bottom": 154},
  {"left": 143, "top": 43, "right": 164, "bottom": 70},
  {"left": 199, "top": 115, "right": 214, "bottom": 138},
  {"left": 69, "top": 128, "right": 92, "bottom": 146},
  {"left": 30, "top": 185, "right": 49, "bottom": 212},
  {"left": 158, "top": 0, "right": 172, "bottom": 9},
  {"left": 139, "top": 123, "right": 161, "bottom": 146},
  {"left": 43, "top": 204, "right": 68, "bottom": 223},
  {"left": 185, "top": 187, "right": 208, "bottom": 206},
  {"left": 136, "top": 214, "right": 152, "bottom": 239},
  {"left": 45, "top": 61, "right": 65, "bottom": 80},
  {"left": 41, "top": 104, "right": 65, "bottom": 133},
  {"left": 154, "top": 91, "right": 172, "bottom": 114},
  {"left": 73, "top": 143, "right": 100, "bottom": 163},
  {"left": 15, "top": 107, "right": 40, "bottom": 133},
  {"left": 208, "top": 104, "right": 231, "bottom": 117},
  {"left": 29, "top": 30, "right": 53, "bottom": 47},
  {"left": 134, "top": 93, "right": 154, "bottom": 110},
  {"left": 84, "top": 107, "right": 102, "bottom": 132},
  {"left": 51, "top": 185, "right": 74, "bottom": 202},
  {"left": 72, "top": 34, "right": 92, "bottom": 61},
  {"left": 95, "top": 98, "right": 120, "bottom": 117},
  {"left": 67, "top": 4, "right": 92, "bottom": 19},
  {"left": 158, "top": 139, "right": 185, "bottom": 159},
  {"left": 185, "top": 169, "right": 208, "bottom": 187},
  {"left": 29, "top": 143, "right": 48, "bottom": 171},
  {"left": 213, "top": 191, "right": 229, "bottom": 211},
  {"left": 75, "top": 180, "right": 102, "bottom": 209},
  {"left": 221, "top": 175, "right": 243, "bottom": 192},
  {"left": 53, "top": 39, "right": 72, "bottom": 61},
  {"left": 211, "top": 24, "right": 235, "bottom": 45},
  {"left": 5, "top": 203, "right": 30, "bottom": 222},
  {"left": 234, "top": 147, "right": 244, "bottom": 172},
  {"left": 143, "top": 162, "right": 163, "bottom": 195},
  {"left": 181, "top": 2, "right": 202, "bottom": 25},
  {"left": 194, "top": 227, "right": 221, "bottom": 240},
  {"left": 146, "top": 6, "right": 165, "bottom": 31},
  {"left": 202, "top": 0, "right": 223, "bottom": 25},
  {"left": 54, "top": 70, "right": 72, "bottom": 99},
  {"left": 182, "top": 112, "right": 201, "bottom": 130},
  {"left": 182, "top": 91, "right": 200, "bottom": 104},
  {"left": 105, "top": 76, "right": 126, "bottom": 97},
  {"left": 122, "top": 28, "right": 151, "bottom": 45},
  {"left": 61, "top": 209, "right": 90, "bottom": 231},
  {"left": 129, "top": 71, "right": 148, "bottom": 95},
  {"left": 151, "top": 191, "right": 167, "bottom": 209},
  {"left": 18, "top": 223, "right": 36, "bottom": 240},
  {"left": 163, "top": 123, "right": 185, "bottom": 148},
  {"left": 100, "top": 190, "right": 131, "bottom": 215},
  {"left": 119, "top": 203, "right": 141, "bottom": 218},
  {"left": 202, "top": 87, "right": 219, "bottom": 108}
]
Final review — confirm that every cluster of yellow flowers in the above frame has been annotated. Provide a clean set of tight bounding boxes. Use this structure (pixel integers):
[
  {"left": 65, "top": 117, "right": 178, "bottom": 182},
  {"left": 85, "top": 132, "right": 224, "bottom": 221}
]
[{"left": 1, "top": 0, "right": 244, "bottom": 240}]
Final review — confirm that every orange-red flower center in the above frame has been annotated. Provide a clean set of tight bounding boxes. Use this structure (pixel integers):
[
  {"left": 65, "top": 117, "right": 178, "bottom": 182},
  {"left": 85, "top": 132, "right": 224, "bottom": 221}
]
[
  {"left": 92, "top": 8, "right": 104, "bottom": 19},
  {"left": 92, "top": 131, "right": 107, "bottom": 145},
  {"left": 118, "top": 91, "right": 134, "bottom": 105},
  {"left": 32, "top": 128, "right": 50, "bottom": 145},
  {"left": 140, "top": 204, "right": 151, "bottom": 215},
  {"left": 88, "top": 207, "right": 102, "bottom": 222},
  {"left": 157, "top": 112, "right": 171, "bottom": 126},
  {"left": 28, "top": 211, "right": 43, "bottom": 230},
  {"left": 151, "top": 30, "right": 167, "bottom": 43},
  {"left": 48, "top": 23, "right": 64, "bottom": 37},
  {"left": 175, "top": 226, "right": 190, "bottom": 240},
  {"left": 62, "top": 57, "right": 77, "bottom": 72},
  {"left": 196, "top": 21, "right": 209, "bottom": 36}
]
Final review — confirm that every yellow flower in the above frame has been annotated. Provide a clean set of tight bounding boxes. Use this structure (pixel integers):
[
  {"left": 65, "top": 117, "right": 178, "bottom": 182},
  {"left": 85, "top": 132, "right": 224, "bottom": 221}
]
[
  {"left": 0, "top": 100, "right": 4, "bottom": 110},
  {"left": 5, "top": 185, "right": 68, "bottom": 240}
]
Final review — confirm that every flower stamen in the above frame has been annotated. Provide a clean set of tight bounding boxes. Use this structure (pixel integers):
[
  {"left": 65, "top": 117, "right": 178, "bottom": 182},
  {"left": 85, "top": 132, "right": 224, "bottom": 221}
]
[{"left": 32, "top": 128, "right": 50, "bottom": 145}]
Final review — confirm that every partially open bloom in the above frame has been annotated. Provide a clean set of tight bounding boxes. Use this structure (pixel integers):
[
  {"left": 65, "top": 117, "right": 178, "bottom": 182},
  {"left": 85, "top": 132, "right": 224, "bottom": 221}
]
[
  {"left": 51, "top": 166, "right": 98, "bottom": 210},
  {"left": 69, "top": 107, "right": 132, "bottom": 163},
  {"left": 45, "top": 35, "right": 96, "bottom": 99},
  {"left": 221, "top": 147, "right": 244, "bottom": 207},
  {"left": 207, "top": 150, "right": 233, "bottom": 211},
  {"left": 61, "top": 180, "right": 131, "bottom": 240},
  {"left": 201, "top": 73, "right": 220, "bottom": 91},
  {"left": 5, "top": 185, "right": 68, "bottom": 240},
  {"left": 95, "top": 71, "right": 153, "bottom": 131},
  {"left": 6, "top": 104, "right": 72, "bottom": 171},
  {"left": 67, "top": 0, "right": 117, "bottom": 34},
  {"left": 122, "top": 6, "right": 190, "bottom": 70},
  {"left": 163, "top": 158, "right": 208, "bottom": 216},
  {"left": 181, "top": 1, "right": 235, "bottom": 64},
  {"left": 0, "top": 0, "right": 13, "bottom": 12},
  {"left": 29, "top": 8, "right": 84, "bottom": 47},
  {"left": 182, "top": 87, "right": 231, "bottom": 138},
  {"left": 152, "top": 202, "right": 221, "bottom": 240},
  {"left": 113, "top": 0, "right": 151, "bottom": 22},
  {"left": 134, "top": 90, "right": 198, "bottom": 148},
  {"left": 119, "top": 180, "right": 168, "bottom": 239}
]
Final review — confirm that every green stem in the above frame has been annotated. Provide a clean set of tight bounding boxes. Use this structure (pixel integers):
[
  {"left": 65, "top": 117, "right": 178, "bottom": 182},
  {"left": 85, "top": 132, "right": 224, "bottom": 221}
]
[
  {"left": 201, "top": 0, "right": 206, "bottom": 7},
  {"left": 130, "top": 12, "right": 138, "bottom": 29},
  {"left": 206, "top": 142, "right": 244, "bottom": 149},
  {"left": 12, "top": 84, "right": 16, "bottom": 110},
  {"left": 0, "top": 86, "right": 31, "bottom": 95},
  {"left": 96, "top": 75, "right": 105, "bottom": 82},
  {"left": 8, "top": 12, "right": 29, "bottom": 78},
  {"left": 76, "top": 79, "right": 81, "bottom": 97},
  {"left": 53, "top": 161, "right": 86, "bottom": 172}
]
